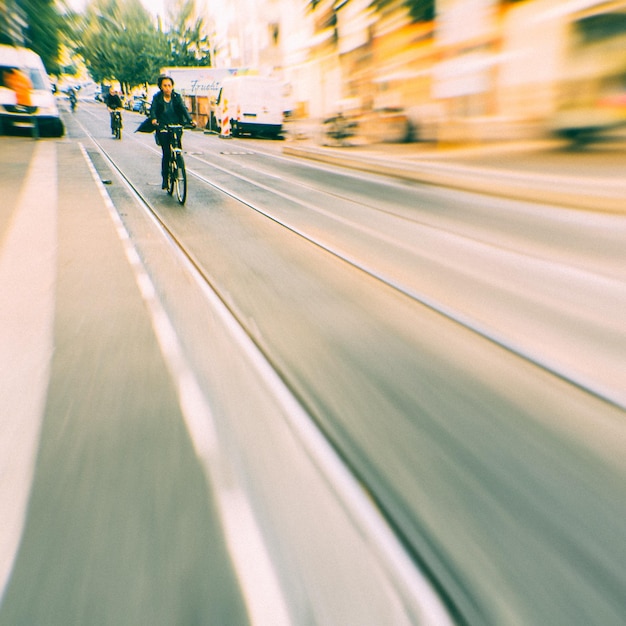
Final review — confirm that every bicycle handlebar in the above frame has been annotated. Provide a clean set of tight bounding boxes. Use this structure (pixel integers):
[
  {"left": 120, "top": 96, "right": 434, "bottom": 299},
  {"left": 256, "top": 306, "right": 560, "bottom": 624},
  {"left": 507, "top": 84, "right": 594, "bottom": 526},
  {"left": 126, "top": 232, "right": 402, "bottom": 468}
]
[{"left": 157, "top": 123, "right": 196, "bottom": 131}]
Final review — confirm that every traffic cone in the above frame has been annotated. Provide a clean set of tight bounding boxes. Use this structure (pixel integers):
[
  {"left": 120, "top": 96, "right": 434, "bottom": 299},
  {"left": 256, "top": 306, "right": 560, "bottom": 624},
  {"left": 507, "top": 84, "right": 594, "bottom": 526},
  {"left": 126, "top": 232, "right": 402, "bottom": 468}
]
[{"left": 221, "top": 115, "right": 231, "bottom": 138}]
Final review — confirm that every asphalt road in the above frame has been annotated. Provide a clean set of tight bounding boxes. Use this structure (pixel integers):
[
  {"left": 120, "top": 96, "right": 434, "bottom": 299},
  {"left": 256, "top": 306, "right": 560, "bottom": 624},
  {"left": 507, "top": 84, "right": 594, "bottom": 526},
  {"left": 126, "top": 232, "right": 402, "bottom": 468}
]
[{"left": 1, "top": 101, "right": 625, "bottom": 625}]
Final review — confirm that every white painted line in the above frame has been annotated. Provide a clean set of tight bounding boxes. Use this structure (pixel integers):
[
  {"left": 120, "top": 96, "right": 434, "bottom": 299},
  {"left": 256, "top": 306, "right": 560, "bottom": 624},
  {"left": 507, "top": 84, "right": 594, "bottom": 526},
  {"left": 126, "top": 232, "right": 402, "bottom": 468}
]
[
  {"left": 188, "top": 264, "right": 455, "bottom": 626},
  {"left": 78, "top": 142, "right": 292, "bottom": 626},
  {"left": 0, "top": 142, "right": 57, "bottom": 601}
]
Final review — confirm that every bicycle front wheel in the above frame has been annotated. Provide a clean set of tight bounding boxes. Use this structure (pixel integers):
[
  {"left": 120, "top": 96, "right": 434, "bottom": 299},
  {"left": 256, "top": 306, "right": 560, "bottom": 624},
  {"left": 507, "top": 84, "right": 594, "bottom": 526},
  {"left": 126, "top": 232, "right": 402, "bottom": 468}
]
[
  {"left": 175, "top": 154, "right": 187, "bottom": 204},
  {"left": 167, "top": 160, "right": 175, "bottom": 196}
]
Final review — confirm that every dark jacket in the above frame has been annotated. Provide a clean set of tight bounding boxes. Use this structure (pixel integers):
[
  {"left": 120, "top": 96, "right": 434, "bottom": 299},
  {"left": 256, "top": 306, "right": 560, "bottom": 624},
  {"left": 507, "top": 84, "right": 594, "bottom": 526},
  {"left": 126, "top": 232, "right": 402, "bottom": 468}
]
[
  {"left": 148, "top": 90, "right": 192, "bottom": 126},
  {"left": 106, "top": 93, "right": 123, "bottom": 109}
]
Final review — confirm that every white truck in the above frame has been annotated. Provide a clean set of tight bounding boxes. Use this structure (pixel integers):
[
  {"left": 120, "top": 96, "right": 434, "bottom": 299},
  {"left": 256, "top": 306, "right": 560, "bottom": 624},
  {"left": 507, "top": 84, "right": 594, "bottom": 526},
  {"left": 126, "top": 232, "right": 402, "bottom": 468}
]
[
  {"left": 0, "top": 44, "right": 64, "bottom": 137},
  {"left": 214, "top": 75, "right": 285, "bottom": 138}
]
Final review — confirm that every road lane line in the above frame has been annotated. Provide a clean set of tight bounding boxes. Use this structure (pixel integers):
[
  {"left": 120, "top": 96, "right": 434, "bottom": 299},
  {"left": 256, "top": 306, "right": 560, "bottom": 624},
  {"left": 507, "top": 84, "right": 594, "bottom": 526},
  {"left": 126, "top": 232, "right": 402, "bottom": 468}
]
[
  {"left": 78, "top": 142, "right": 292, "bottom": 626},
  {"left": 0, "top": 141, "right": 57, "bottom": 601}
]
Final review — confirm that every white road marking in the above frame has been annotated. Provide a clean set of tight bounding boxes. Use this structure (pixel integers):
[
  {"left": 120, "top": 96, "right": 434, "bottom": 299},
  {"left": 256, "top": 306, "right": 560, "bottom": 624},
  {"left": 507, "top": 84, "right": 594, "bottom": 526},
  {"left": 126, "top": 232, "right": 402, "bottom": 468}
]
[{"left": 0, "top": 142, "right": 57, "bottom": 600}]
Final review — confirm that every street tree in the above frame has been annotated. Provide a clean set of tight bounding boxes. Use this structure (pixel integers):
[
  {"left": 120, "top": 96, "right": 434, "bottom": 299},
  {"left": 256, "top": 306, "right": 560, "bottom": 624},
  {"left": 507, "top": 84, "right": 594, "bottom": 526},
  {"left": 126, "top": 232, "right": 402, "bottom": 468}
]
[
  {"left": 165, "top": 0, "right": 212, "bottom": 67},
  {"left": 14, "top": 0, "right": 63, "bottom": 73},
  {"left": 76, "top": 0, "right": 169, "bottom": 92}
]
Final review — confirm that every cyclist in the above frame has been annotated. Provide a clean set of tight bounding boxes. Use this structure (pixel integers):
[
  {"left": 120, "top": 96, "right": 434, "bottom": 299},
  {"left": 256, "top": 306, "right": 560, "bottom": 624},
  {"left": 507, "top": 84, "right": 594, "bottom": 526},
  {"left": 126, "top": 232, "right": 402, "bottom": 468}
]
[
  {"left": 68, "top": 86, "right": 77, "bottom": 112},
  {"left": 149, "top": 74, "right": 195, "bottom": 189},
  {"left": 106, "top": 88, "right": 123, "bottom": 135}
]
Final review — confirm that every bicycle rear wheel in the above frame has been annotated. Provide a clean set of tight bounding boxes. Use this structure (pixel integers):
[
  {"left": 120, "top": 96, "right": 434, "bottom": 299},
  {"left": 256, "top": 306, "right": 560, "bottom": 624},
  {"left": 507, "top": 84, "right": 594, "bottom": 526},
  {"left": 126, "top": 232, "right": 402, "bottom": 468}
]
[{"left": 175, "top": 154, "right": 187, "bottom": 204}]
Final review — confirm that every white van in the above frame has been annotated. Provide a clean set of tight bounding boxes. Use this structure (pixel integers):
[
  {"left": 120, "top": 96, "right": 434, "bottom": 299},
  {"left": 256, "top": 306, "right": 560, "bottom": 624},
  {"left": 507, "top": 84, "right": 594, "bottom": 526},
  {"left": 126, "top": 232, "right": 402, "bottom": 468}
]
[
  {"left": 0, "top": 44, "right": 64, "bottom": 137},
  {"left": 215, "top": 76, "right": 284, "bottom": 138}
]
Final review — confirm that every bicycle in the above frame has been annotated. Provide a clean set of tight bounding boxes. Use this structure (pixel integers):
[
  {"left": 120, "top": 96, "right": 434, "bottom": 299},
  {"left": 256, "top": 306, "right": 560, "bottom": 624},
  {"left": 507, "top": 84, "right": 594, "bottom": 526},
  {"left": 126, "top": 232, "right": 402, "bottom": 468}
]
[
  {"left": 111, "top": 110, "right": 122, "bottom": 140},
  {"left": 159, "top": 124, "right": 190, "bottom": 204}
]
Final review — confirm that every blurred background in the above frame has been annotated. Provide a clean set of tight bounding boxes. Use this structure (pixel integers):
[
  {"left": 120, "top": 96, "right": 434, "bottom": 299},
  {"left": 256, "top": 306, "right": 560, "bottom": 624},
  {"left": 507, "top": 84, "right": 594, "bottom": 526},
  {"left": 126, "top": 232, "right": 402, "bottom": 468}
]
[
  {"left": 1, "top": 2, "right": 625, "bottom": 625},
  {"left": 1, "top": 0, "right": 626, "bottom": 147}
]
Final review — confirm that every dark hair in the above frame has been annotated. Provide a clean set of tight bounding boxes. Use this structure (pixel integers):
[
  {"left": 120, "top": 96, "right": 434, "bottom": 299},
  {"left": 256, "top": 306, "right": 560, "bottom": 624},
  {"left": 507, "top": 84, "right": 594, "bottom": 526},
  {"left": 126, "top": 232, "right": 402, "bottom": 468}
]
[{"left": 158, "top": 74, "right": 174, "bottom": 88}]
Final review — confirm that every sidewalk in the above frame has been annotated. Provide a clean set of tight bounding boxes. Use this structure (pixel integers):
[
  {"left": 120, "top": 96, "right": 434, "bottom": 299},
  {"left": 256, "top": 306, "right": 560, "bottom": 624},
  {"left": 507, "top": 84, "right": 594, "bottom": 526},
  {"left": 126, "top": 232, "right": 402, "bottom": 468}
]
[
  {"left": 282, "top": 121, "right": 626, "bottom": 213},
  {"left": 1, "top": 135, "right": 251, "bottom": 624}
]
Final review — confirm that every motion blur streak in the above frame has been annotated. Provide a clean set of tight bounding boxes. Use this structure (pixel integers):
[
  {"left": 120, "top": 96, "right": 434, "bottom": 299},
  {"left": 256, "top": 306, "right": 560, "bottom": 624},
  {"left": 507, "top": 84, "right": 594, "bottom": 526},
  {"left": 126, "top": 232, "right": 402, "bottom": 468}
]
[{"left": 0, "top": 142, "right": 56, "bottom": 599}]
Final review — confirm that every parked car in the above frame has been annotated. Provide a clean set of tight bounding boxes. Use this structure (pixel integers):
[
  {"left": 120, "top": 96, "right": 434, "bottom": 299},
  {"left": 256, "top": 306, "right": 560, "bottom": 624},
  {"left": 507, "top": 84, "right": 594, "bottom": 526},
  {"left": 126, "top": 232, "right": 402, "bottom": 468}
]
[
  {"left": 131, "top": 96, "right": 149, "bottom": 115},
  {"left": 551, "top": 6, "right": 626, "bottom": 145},
  {"left": 0, "top": 44, "right": 64, "bottom": 137}
]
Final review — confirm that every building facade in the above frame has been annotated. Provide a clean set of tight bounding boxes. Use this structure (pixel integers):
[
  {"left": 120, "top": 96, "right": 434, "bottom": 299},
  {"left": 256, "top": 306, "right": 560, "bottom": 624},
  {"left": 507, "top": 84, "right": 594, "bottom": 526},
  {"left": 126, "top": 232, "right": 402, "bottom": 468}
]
[{"left": 207, "top": 0, "right": 626, "bottom": 142}]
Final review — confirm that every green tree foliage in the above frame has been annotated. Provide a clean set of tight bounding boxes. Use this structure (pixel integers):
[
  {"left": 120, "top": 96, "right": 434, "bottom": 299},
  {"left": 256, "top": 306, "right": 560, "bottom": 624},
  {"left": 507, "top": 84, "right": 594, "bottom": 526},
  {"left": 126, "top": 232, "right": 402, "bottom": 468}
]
[
  {"left": 369, "top": 0, "right": 435, "bottom": 22},
  {"left": 76, "top": 0, "right": 169, "bottom": 91},
  {"left": 307, "top": 0, "right": 435, "bottom": 24},
  {"left": 15, "top": 0, "right": 62, "bottom": 73},
  {"left": 165, "top": 0, "right": 212, "bottom": 66},
  {"left": 72, "top": 0, "right": 212, "bottom": 90},
  {"left": 0, "top": 0, "right": 18, "bottom": 45}
]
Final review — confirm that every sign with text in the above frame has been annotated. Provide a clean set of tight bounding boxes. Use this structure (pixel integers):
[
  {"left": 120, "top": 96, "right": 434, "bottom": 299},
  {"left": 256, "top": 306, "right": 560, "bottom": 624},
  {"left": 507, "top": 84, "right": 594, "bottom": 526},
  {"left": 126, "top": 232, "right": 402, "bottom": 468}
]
[{"left": 160, "top": 67, "right": 254, "bottom": 98}]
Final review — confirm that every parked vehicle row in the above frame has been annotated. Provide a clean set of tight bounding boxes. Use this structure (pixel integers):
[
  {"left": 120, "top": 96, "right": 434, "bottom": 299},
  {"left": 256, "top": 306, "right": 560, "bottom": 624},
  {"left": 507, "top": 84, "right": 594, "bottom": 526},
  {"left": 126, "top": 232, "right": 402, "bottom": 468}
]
[{"left": 124, "top": 95, "right": 149, "bottom": 115}]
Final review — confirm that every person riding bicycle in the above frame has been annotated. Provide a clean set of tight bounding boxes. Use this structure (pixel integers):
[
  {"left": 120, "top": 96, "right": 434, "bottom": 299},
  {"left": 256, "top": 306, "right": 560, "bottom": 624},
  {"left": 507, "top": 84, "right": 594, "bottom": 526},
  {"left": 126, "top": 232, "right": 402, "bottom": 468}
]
[
  {"left": 106, "top": 88, "right": 123, "bottom": 135},
  {"left": 68, "top": 86, "right": 77, "bottom": 111},
  {"left": 149, "top": 75, "right": 195, "bottom": 189}
]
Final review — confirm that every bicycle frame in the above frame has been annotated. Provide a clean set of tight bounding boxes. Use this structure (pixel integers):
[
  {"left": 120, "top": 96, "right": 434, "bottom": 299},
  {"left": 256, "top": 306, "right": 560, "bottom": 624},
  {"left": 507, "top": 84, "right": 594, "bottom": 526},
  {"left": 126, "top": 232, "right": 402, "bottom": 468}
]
[
  {"left": 158, "top": 124, "right": 183, "bottom": 159},
  {"left": 159, "top": 124, "right": 187, "bottom": 204}
]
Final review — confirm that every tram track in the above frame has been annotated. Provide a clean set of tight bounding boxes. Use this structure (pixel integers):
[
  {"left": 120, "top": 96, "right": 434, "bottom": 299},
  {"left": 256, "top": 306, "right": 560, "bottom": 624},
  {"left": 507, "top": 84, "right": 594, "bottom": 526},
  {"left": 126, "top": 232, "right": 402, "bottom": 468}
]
[
  {"left": 85, "top": 121, "right": 625, "bottom": 413},
  {"left": 67, "top": 110, "right": 626, "bottom": 625},
  {"left": 80, "top": 129, "right": 459, "bottom": 626}
]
